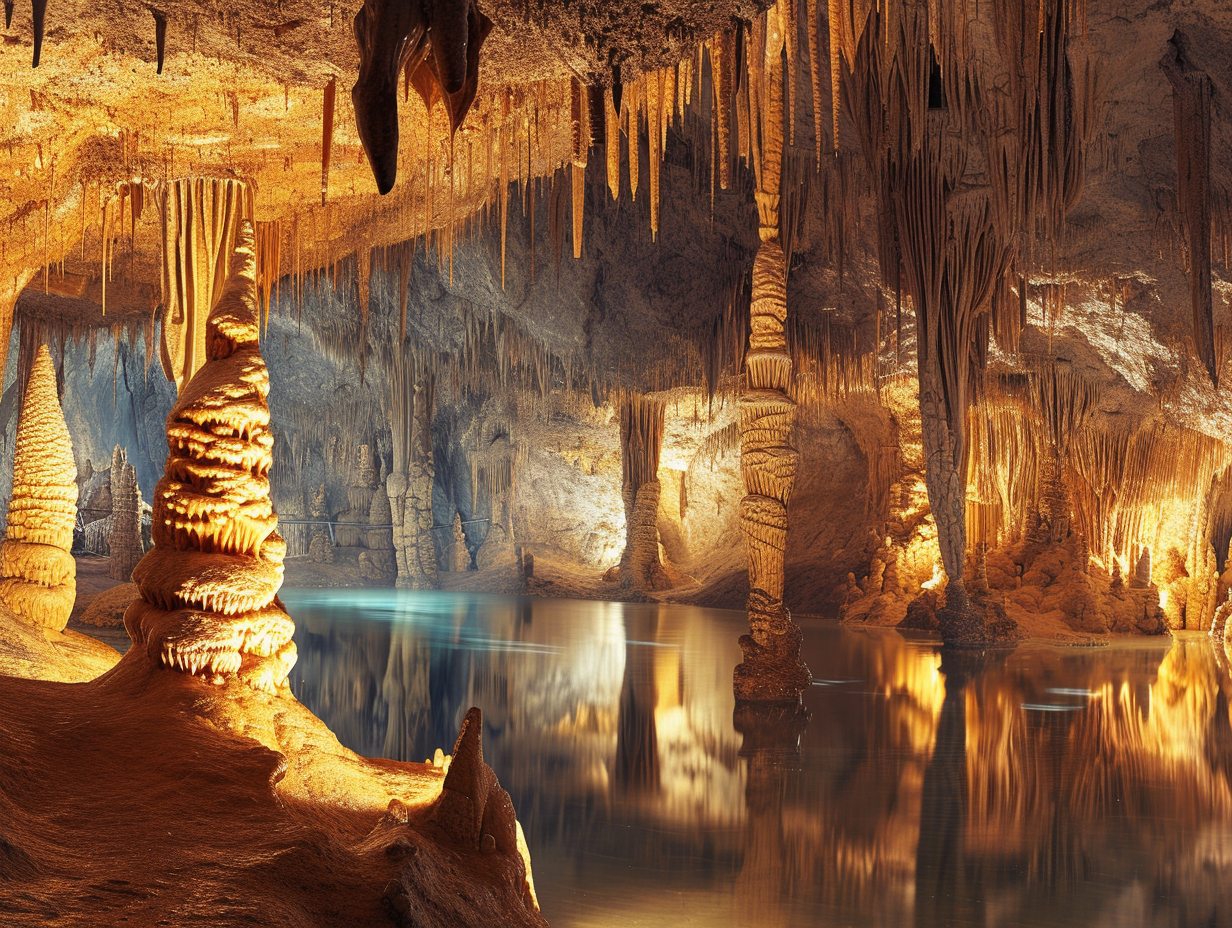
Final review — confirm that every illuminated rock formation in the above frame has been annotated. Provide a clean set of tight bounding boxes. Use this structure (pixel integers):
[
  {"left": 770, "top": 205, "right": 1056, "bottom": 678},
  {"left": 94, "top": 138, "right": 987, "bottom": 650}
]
[
  {"left": 734, "top": 3, "right": 809, "bottom": 701},
  {"left": 449, "top": 512, "right": 470, "bottom": 572},
  {"left": 0, "top": 344, "right": 78, "bottom": 632},
  {"left": 107, "top": 445, "right": 144, "bottom": 582},
  {"left": 618, "top": 394, "right": 669, "bottom": 592},
  {"left": 124, "top": 222, "right": 296, "bottom": 696}
]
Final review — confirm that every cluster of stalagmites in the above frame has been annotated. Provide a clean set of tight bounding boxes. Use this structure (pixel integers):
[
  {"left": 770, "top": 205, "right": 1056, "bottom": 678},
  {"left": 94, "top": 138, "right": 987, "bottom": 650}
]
[
  {"left": 123, "top": 222, "right": 297, "bottom": 695},
  {"left": 842, "top": 520, "right": 1167, "bottom": 639},
  {"left": 0, "top": 345, "right": 77, "bottom": 631}
]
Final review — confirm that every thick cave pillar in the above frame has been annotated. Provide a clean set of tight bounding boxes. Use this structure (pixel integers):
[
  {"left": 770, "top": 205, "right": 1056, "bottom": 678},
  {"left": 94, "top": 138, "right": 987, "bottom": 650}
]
[
  {"left": 734, "top": 4, "right": 810, "bottom": 702},
  {"left": 389, "top": 355, "right": 437, "bottom": 589},
  {"left": 618, "top": 394, "right": 669, "bottom": 591}
]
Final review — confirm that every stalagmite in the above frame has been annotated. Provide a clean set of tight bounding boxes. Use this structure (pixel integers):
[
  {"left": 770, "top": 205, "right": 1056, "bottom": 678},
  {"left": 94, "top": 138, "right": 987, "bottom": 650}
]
[
  {"left": 157, "top": 177, "right": 252, "bottom": 394},
  {"left": 0, "top": 345, "right": 77, "bottom": 632},
  {"left": 617, "top": 394, "right": 669, "bottom": 591},
  {"left": 735, "top": 6, "right": 810, "bottom": 703},
  {"left": 107, "top": 445, "right": 144, "bottom": 582},
  {"left": 123, "top": 222, "right": 297, "bottom": 696},
  {"left": 1161, "top": 31, "right": 1217, "bottom": 387}
]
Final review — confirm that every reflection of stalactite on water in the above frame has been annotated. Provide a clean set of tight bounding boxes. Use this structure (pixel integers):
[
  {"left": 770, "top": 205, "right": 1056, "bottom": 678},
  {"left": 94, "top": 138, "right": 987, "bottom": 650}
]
[{"left": 614, "top": 610, "right": 661, "bottom": 794}]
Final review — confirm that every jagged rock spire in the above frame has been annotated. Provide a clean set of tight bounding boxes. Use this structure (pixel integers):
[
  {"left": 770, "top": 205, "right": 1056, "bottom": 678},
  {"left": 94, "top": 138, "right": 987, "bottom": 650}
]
[{"left": 0, "top": 344, "right": 77, "bottom": 631}]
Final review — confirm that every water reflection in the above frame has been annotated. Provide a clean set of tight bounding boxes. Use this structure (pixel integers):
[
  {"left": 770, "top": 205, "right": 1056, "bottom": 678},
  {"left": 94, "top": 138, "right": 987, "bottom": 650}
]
[{"left": 282, "top": 589, "right": 1232, "bottom": 927}]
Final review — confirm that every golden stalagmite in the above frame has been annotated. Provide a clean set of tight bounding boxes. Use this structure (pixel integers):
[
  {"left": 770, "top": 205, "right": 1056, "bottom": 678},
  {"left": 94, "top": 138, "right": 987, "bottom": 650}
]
[
  {"left": 157, "top": 177, "right": 254, "bottom": 394},
  {"left": 124, "top": 221, "right": 296, "bottom": 696},
  {"left": 0, "top": 344, "right": 77, "bottom": 632},
  {"left": 735, "top": 5, "right": 810, "bottom": 703}
]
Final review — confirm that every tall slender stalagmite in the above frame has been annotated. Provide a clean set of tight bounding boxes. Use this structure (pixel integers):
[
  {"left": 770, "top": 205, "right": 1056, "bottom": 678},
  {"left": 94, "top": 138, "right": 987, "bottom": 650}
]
[
  {"left": 735, "top": 5, "right": 810, "bottom": 702},
  {"left": 124, "top": 222, "right": 297, "bottom": 696},
  {"left": 157, "top": 177, "right": 253, "bottom": 394},
  {"left": 0, "top": 345, "right": 77, "bottom": 632},
  {"left": 618, "top": 394, "right": 669, "bottom": 591}
]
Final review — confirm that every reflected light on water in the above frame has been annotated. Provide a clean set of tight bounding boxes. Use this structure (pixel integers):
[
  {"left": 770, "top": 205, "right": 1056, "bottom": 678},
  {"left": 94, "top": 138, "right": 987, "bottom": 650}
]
[{"left": 280, "top": 589, "right": 1232, "bottom": 927}]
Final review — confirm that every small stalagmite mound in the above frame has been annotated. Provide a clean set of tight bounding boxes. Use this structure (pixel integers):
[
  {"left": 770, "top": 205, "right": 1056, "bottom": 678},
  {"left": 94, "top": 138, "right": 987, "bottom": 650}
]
[
  {"left": 124, "top": 221, "right": 297, "bottom": 695},
  {"left": 0, "top": 344, "right": 78, "bottom": 632}
]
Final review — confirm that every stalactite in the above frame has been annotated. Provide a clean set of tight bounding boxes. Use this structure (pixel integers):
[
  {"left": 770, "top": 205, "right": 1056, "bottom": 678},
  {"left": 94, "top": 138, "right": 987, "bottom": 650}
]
[
  {"left": 321, "top": 78, "right": 336, "bottom": 206},
  {"left": 255, "top": 220, "right": 282, "bottom": 334},
  {"left": 570, "top": 79, "right": 587, "bottom": 260},
  {"left": 606, "top": 86, "right": 621, "bottom": 201},
  {"left": 627, "top": 79, "right": 640, "bottom": 201},
  {"left": 153, "top": 9, "right": 167, "bottom": 74},
  {"left": 156, "top": 177, "right": 252, "bottom": 393},
  {"left": 827, "top": 0, "right": 841, "bottom": 150},
  {"left": 1162, "top": 31, "right": 1216, "bottom": 387},
  {"left": 3, "top": 0, "right": 12, "bottom": 30},
  {"left": 648, "top": 71, "right": 663, "bottom": 241},
  {"left": 714, "top": 32, "right": 734, "bottom": 190},
  {"left": 31, "top": 0, "right": 46, "bottom": 67}
]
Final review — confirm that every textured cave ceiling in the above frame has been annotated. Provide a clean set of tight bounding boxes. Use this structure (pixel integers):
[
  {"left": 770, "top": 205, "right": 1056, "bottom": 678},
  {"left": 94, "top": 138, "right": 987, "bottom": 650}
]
[{"left": 2, "top": 0, "right": 1232, "bottom": 441}]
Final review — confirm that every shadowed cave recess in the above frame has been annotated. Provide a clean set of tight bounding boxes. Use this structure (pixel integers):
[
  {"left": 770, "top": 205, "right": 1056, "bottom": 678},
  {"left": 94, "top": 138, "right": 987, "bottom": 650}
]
[{"left": 6, "top": 0, "right": 1232, "bottom": 924}]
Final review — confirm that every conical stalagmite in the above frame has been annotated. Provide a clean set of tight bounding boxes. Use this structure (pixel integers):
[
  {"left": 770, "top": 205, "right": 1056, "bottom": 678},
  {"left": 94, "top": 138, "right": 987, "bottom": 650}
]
[
  {"left": 124, "top": 221, "right": 297, "bottom": 696},
  {"left": 0, "top": 345, "right": 77, "bottom": 632},
  {"left": 735, "top": 5, "right": 809, "bottom": 702}
]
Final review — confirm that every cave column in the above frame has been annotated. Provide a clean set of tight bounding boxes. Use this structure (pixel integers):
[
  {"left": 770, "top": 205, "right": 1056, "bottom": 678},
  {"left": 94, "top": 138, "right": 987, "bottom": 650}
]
[
  {"left": 734, "top": 4, "right": 810, "bottom": 702},
  {"left": 388, "top": 371, "right": 438, "bottom": 590},
  {"left": 617, "top": 394, "right": 669, "bottom": 591}
]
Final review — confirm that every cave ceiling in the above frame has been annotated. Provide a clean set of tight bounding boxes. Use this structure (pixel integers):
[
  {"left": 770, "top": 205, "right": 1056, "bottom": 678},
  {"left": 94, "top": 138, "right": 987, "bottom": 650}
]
[{"left": 2, "top": 0, "right": 1232, "bottom": 438}]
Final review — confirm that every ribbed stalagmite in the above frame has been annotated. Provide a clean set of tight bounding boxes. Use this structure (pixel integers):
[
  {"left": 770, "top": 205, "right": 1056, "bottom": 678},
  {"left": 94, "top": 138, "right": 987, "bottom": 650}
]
[
  {"left": 0, "top": 344, "right": 78, "bottom": 632},
  {"left": 123, "top": 221, "right": 297, "bottom": 696},
  {"left": 734, "top": 4, "right": 810, "bottom": 702},
  {"left": 107, "top": 445, "right": 144, "bottom": 582}
]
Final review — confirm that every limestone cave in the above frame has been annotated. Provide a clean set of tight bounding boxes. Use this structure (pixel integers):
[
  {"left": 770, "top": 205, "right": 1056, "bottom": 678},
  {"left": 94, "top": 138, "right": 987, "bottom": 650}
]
[{"left": 3, "top": 0, "right": 1232, "bottom": 925}]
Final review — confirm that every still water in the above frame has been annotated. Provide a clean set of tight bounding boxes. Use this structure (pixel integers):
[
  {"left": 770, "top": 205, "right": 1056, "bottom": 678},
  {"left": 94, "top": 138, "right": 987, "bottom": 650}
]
[{"left": 281, "top": 588, "right": 1232, "bottom": 928}]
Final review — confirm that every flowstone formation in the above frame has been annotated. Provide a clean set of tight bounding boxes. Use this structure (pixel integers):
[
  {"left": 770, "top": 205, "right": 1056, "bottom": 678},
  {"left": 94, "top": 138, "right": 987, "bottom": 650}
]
[
  {"left": 107, "top": 445, "right": 144, "bottom": 581},
  {"left": 0, "top": 344, "right": 78, "bottom": 632},
  {"left": 124, "top": 222, "right": 297, "bottom": 696},
  {"left": 734, "top": 4, "right": 810, "bottom": 702}
]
